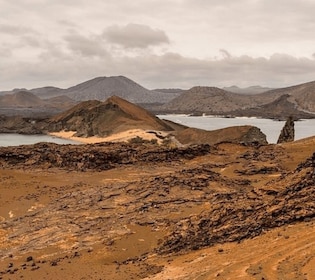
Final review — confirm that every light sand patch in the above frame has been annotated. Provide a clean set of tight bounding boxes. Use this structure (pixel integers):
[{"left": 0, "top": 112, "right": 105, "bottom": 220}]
[{"left": 49, "top": 129, "right": 169, "bottom": 144}]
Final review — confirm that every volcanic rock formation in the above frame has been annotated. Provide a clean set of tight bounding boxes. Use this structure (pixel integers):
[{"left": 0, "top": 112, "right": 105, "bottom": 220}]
[
  {"left": 277, "top": 116, "right": 295, "bottom": 143},
  {"left": 47, "top": 96, "right": 173, "bottom": 137}
]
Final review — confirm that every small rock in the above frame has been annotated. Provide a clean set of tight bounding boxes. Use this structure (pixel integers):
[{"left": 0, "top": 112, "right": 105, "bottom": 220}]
[
  {"left": 8, "top": 263, "right": 13, "bottom": 268},
  {"left": 50, "top": 261, "right": 58, "bottom": 266}
]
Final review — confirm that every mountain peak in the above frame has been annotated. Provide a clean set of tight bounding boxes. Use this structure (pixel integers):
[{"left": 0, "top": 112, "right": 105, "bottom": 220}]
[{"left": 49, "top": 96, "right": 172, "bottom": 137}]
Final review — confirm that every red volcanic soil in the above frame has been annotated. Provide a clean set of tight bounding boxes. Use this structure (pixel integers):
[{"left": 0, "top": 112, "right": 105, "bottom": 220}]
[{"left": 0, "top": 137, "right": 314, "bottom": 279}]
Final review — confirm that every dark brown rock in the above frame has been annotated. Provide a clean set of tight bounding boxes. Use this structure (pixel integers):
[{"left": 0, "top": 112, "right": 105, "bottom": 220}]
[{"left": 277, "top": 116, "right": 295, "bottom": 144}]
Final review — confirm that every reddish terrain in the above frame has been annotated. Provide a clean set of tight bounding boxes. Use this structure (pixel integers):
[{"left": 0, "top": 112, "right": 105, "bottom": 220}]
[{"left": 0, "top": 136, "right": 314, "bottom": 279}]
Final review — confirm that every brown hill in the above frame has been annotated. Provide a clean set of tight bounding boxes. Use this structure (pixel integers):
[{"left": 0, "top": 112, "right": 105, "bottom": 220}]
[
  {"left": 48, "top": 96, "right": 173, "bottom": 137},
  {"left": 0, "top": 91, "right": 44, "bottom": 107},
  {"left": 0, "top": 91, "right": 77, "bottom": 117}
]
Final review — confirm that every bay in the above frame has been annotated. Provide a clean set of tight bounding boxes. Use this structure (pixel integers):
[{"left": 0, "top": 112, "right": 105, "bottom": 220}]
[
  {"left": 158, "top": 115, "right": 315, "bottom": 144},
  {"left": 0, "top": 133, "right": 79, "bottom": 147}
]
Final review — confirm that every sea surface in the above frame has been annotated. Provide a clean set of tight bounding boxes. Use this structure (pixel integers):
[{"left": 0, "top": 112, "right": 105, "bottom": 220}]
[
  {"left": 0, "top": 116, "right": 315, "bottom": 146},
  {"left": 157, "top": 115, "right": 315, "bottom": 144},
  {"left": 0, "top": 134, "right": 79, "bottom": 147}
]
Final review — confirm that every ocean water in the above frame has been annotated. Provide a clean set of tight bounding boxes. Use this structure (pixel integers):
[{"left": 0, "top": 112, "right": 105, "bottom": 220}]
[
  {"left": 0, "top": 134, "right": 79, "bottom": 147},
  {"left": 158, "top": 115, "right": 315, "bottom": 144}
]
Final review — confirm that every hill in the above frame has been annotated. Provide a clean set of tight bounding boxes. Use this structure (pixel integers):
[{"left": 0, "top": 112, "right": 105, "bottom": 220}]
[
  {"left": 33, "top": 76, "right": 180, "bottom": 104},
  {"left": 223, "top": 85, "right": 275, "bottom": 94},
  {"left": 163, "top": 86, "right": 257, "bottom": 114},
  {"left": 0, "top": 91, "right": 44, "bottom": 107},
  {"left": 260, "top": 80, "right": 315, "bottom": 113},
  {"left": 162, "top": 80, "right": 315, "bottom": 118},
  {"left": 175, "top": 125, "right": 267, "bottom": 145},
  {"left": 0, "top": 90, "right": 77, "bottom": 117},
  {"left": 232, "top": 94, "right": 315, "bottom": 119},
  {"left": 47, "top": 95, "right": 174, "bottom": 137}
]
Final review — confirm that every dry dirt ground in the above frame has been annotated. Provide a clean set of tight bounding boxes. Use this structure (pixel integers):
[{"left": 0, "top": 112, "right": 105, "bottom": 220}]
[{"left": 0, "top": 137, "right": 314, "bottom": 280}]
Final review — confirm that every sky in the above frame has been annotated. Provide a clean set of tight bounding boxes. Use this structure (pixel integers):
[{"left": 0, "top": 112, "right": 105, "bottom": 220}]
[{"left": 1, "top": 0, "right": 315, "bottom": 91}]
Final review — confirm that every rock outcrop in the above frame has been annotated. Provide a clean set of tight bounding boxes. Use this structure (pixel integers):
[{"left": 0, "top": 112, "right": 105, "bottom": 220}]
[
  {"left": 0, "top": 142, "right": 211, "bottom": 171},
  {"left": 159, "top": 153, "right": 315, "bottom": 254},
  {"left": 277, "top": 116, "right": 295, "bottom": 143}
]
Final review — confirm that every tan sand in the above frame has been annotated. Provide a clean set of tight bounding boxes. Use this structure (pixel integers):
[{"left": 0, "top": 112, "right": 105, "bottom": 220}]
[{"left": 49, "top": 129, "right": 169, "bottom": 144}]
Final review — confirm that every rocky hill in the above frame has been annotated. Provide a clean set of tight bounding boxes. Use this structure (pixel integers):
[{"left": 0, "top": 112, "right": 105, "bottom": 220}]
[
  {"left": 0, "top": 91, "right": 77, "bottom": 117},
  {"left": 261, "top": 80, "right": 315, "bottom": 113},
  {"left": 161, "top": 80, "right": 315, "bottom": 118},
  {"left": 231, "top": 94, "right": 315, "bottom": 119},
  {"left": 0, "top": 91, "right": 44, "bottom": 107},
  {"left": 47, "top": 96, "right": 174, "bottom": 137},
  {"left": 162, "top": 86, "right": 258, "bottom": 114},
  {"left": 33, "top": 76, "right": 180, "bottom": 104}
]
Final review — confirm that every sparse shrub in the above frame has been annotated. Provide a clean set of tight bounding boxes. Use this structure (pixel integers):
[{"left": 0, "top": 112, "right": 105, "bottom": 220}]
[
  {"left": 128, "top": 136, "right": 145, "bottom": 144},
  {"left": 150, "top": 138, "right": 158, "bottom": 145}
]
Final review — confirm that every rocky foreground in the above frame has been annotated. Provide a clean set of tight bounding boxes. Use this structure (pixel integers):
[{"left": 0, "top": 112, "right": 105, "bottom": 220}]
[{"left": 0, "top": 138, "right": 315, "bottom": 279}]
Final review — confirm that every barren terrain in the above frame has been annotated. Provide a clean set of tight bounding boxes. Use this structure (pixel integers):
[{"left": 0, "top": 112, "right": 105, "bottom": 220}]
[{"left": 0, "top": 137, "right": 314, "bottom": 279}]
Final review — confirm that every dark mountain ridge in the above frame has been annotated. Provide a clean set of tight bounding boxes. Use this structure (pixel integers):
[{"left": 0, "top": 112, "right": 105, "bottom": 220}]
[{"left": 33, "top": 76, "right": 181, "bottom": 104}]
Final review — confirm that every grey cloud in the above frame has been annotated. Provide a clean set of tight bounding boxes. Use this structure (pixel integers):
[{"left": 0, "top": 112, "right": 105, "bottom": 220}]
[
  {"left": 64, "top": 33, "right": 108, "bottom": 57},
  {"left": 103, "top": 23, "right": 170, "bottom": 49},
  {"left": 108, "top": 52, "right": 315, "bottom": 89},
  {"left": 0, "top": 45, "right": 12, "bottom": 57},
  {"left": 0, "top": 24, "right": 36, "bottom": 35},
  {"left": 1, "top": 51, "right": 315, "bottom": 91}
]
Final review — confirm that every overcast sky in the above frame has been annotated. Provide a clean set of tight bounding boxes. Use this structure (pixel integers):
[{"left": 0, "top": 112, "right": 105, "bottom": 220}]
[{"left": 1, "top": 0, "right": 315, "bottom": 90}]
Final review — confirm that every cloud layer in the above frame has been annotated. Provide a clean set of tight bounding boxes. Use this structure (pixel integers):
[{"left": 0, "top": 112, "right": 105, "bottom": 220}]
[
  {"left": 103, "top": 24, "right": 169, "bottom": 49},
  {"left": 0, "top": 1, "right": 315, "bottom": 90}
]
